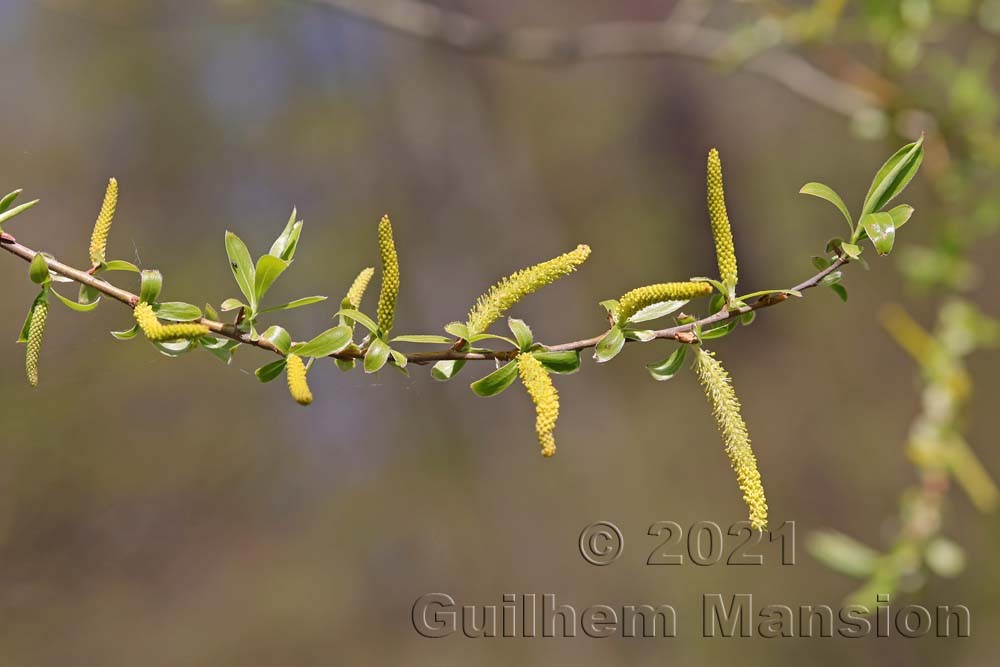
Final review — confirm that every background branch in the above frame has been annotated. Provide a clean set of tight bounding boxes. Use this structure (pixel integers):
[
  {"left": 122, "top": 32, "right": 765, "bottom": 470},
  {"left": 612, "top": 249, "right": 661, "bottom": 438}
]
[{"left": 307, "top": 0, "right": 879, "bottom": 117}]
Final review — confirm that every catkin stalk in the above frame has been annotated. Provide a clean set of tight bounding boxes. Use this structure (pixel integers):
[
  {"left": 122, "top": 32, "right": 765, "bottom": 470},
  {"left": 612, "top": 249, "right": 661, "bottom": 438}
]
[
  {"left": 707, "top": 149, "right": 738, "bottom": 290},
  {"left": 89, "top": 178, "right": 118, "bottom": 267},
  {"left": 467, "top": 245, "right": 591, "bottom": 336},
  {"left": 25, "top": 298, "right": 48, "bottom": 387},
  {"left": 695, "top": 348, "right": 768, "bottom": 530},
  {"left": 286, "top": 353, "right": 313, "bottom": 406},
  {"left": 376, "top": 216, "right": 399, "bottom": 334},
  {"left": 517, "top": 353, "right": 559, "bottom": 457},
  {"left": 616, "top": 281, "right": 713, "bottom": 324},
  {"left": 346, "top": 267, "right": 375, "bottom": 309},
  {"left": 133, "top": 302, "right": 209, "bottom": 342}
]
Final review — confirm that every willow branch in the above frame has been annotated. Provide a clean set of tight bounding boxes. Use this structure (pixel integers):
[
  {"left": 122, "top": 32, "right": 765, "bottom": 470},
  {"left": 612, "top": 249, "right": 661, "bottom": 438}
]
[
  {"left": 2, "top": 231, "right": 847, "bottom": 366},
  {"left": 306, "top": 0, "right": 879, "bottom": 118}
]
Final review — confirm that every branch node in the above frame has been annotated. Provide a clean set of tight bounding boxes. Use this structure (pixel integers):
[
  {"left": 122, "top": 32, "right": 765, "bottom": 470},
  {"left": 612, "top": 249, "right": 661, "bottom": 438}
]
[{"left": 676, "top": 331, "right": 698, "bottom": 344}]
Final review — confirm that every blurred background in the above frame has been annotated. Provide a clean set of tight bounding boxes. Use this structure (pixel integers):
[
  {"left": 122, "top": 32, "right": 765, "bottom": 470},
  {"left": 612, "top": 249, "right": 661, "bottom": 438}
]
[{"left": 1, "top": 1, "right": 998, "bottom": 664}]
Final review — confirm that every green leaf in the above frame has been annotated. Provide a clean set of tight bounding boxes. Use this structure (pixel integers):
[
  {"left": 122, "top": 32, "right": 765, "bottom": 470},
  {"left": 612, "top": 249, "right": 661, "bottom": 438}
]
[
  {"left": 364, "top": 337, "right": 391, "bottom": 373},
  {"left": 79, "top": 284, "right": 100, "bottom": 306},
  {"left": 29, "top": 253, "right": 50, "bottom": 284},
  {"left": 800, "top": 182, "right": 853, "bottom": 231},
  {"left": 444, "top": 321, "right": 470, "bottom": 340},
  {"left": 204, "top": 303, "right": 219, "bottom": 320},
  {"left": 391, "top": 334, "right": 453, "bottom": 344},
  {"left": 508, "top": 318, "right": 533, "bottom": 351},
  {"left": 737, "top": 288, "right": 803, "bottom": 300},
  {"left": 599, "top": 299, "right": 620, "bottom": 321},
  {"left": 841, "top": 242, "right": 863, "bottom": 259},
  {"left": 389, "top": 348, "right": 408, "bottom": 369},
  {"left": 152, "top": 340, "right": 194, "bottom": 357},
  {"left": 139, "top": 269, "right": 163, "bottom": 304},
  {"left": 829, "top": 283, "right": 848, "bottom": 302},
  {"left": 199, "top": 335, "right": 232, "bottom": 350},
  {"left": 470, "top": 361, "right": 518, "bottom": 397},
  {"left": 259, "top": 296, "right": 327, "bottom": 314},
  {"left": 335, "top": 308, "right": 378, "bottom": 334},
  {"left": 467, "top": 332, "right": 517, "bottom": 345},
  {"left": 859, "top": 212, "right": 896, "bottom": 255},
  {"left": 0, "top": 189, "right": 22, "bottom": 212},
  {"left": 700, "top": 318, "right": 738, "bottom": 340},
  {"left": 153, "top": 302, "right": 202, "bottom": 321},
  {"left": 627, "top": 299, "right": 689, "bottom": 324},
  {"left": 0, "top": 198, "right": 39, "bottom": 227},
  {"left": 292, "top": 325, "right": 352, "bottom": 357},
  {"left": 740, "top": 310, "right": 756, "bottom": 325},
  {"left": 225, "top": 231, "right": 256, "bottom": 309},
  {"left": 646, "top": 345, "right": 687, "bottom": 381},
  {"left": 887, "top": 204, "right": 914, "bottom": 230},
  {"left": 861, "top": 136, "right": 924, "bottom": 216},
  {"left": 202, "top": 338, "right": 237, "bottom": 364},
  {"left": 256, "top": 358, "right": 289, "bottom": 383},
  {"left": 623, "top": 328, "right": 656, "bottom": 342},
  {"left": 594, "top": 326, "right": 625, "bottom": 363},
  {"left": 432, "top": 358, "right": 466, "bottom": 381},
  {"left": 807, "top": 530, "right": 880, "bottom": 579},
  {"left": 111, "top": 324, "right": 140, "bottom": 340},
  {"left": 17, "top": 290, "right": 48, "bottom": 343},
  {"left": 689, "top": 276, "right": 729, "bottom": 297},
  {"left": 532, "top": 350, "right": 580, "bottom": 374},
  {"left": 261, "top": 325, "right": 292, "bottom": 355},
  {"left": 220, "top": 298, "right": 246, "bottom": 312},
  {"left": 254, "top": 254, "right": 289, "bottom": 304},
  {"left": 102, "top": 259, "right": 140, "bottom": 273},
  {"left": 812, "top": 255, "right": 832, "bottom": 270},
  {"left": 819, "top": 271, "right": 843, "bottom": 286},
  {"left": 268, "top": 209, "right": 303, "bottom": 261},
  {"left": 336, "top": 358, "right": 356, "bottom": 372},
  {"left": 51, "top": 288, "right": 100, "bottom": 312}
]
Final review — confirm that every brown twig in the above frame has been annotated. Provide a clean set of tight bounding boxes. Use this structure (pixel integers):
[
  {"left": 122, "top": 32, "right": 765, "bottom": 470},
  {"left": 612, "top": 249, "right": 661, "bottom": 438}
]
[{"left": 1, "top": 234, "right": 847, "bottom": 365}]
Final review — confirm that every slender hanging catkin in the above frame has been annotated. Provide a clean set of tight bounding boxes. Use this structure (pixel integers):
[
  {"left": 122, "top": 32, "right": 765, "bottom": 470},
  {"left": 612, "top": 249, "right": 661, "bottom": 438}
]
[
  {"left": 133, "top": 302, "right": 209, "bottom": 342},
  {"left": 285, "top": 353, "right": 313, "bottom": 406},
  {"left": 25, "top": 298, "right": 48, "bottom": 387},
  {"left": 345, "top": 267, "right": 375, "bottom": 309},
  {"left": 88, "top": 177, "right": 118, "bottom": 267},
  {"left": 376, "top": 215, "right": 399, "bottom": 334},
  {"left": 694, "top": 347, "right": 768, "bottom": 530},
  {"left": 616, "top": 281, "right": 713, "bottom": 324},
  {"left": 466, "top": 245, "right": 591, "bottom": 336},
  {"left": 517, "top": 352, "right": 559, "bottom": 457},
  {"left": 707, "top": 149, "right": 738, "bottom": 290}
]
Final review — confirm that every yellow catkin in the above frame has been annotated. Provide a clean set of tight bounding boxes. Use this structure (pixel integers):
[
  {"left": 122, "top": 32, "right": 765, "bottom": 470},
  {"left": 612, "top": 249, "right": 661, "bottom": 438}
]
[
  {"left": 376, "top": 215, "right": 399, "bottom": 334},
  {"left": 89, "top": 177, "right": 118, "bottom": 267},
  {"left": 467, "top": 245, "right": 591, "bottom": 336},
  {"left": 707, "top": 149, "right": 738, "bottom": 290},
  {"left": 25, "top": 299, "right": 48, "bottom": 388},
  {"left": 616, "top": 281, "right": 713, "bottom": 324},
  {"left": 346, "top": 267, "right": 375, "bottom": 309},
  {"left": 694, "top": 348, "right": 768, "bottom": 530},
  {"left": 517, "top": 353, "right": 559, "bottom": 457},
  {"left": 133, "top": 302, "right": 210, "bottom": 342},
  {"left": 285, "top": 353, "right": 313, "bottom": 406}
]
